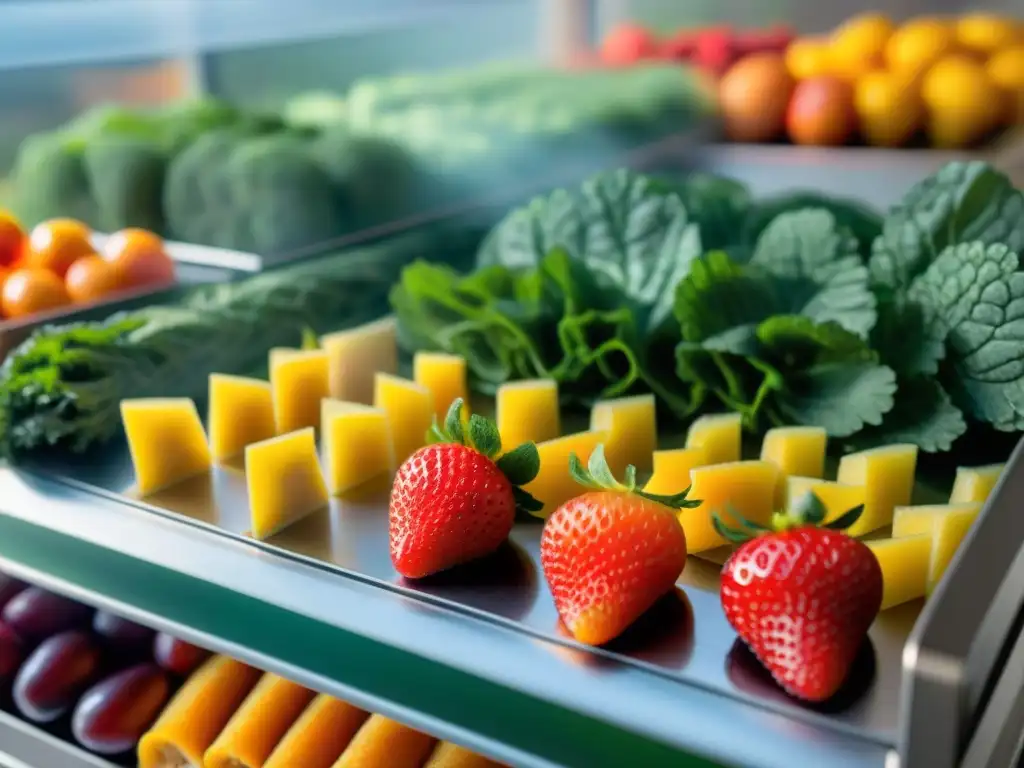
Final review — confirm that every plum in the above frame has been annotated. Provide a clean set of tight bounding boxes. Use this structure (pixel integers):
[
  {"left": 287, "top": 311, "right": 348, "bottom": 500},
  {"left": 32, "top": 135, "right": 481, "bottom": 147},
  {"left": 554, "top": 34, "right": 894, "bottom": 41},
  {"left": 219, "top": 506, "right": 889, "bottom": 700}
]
[
  {"left": 2, "top": 587, "right": 93, "bottom": 643},
  {"left": 0, "top": 573, "right": 27, "bottom": 612},
  {"left": 72, "top": 664, "right": 170, "bottom": 755},
  {"left": 0, "top": 621, "right": 24, "bottom": 679},
  {"left": 153, "top": 633, "right": 209, "bottom": 676},
  {"left": 92, "top": 611, "right": 155, "bottom": 650},
  {"left": 14, "top": 630, "right": 101, "bottom": 722}
]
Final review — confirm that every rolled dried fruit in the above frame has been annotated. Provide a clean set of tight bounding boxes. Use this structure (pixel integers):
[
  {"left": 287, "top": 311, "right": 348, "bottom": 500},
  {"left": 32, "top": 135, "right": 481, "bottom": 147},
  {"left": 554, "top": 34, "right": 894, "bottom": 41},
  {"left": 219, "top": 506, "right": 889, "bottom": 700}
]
[
  {"left": 265, "top": 693, "right": 369, "bottom": 768},
  {"left": 137, "top": 656, "right": 261, "bottom": 768},
  {"left": 425, "top": 742, "right": 504, "bottom": 768},
  {"left": 14, "top": 630, "right": 101, "bottom": 723},
  {"left": 204, "top": 673, "right": 315, "bottom": 768},
  {"left": 72, "top": 663, "right": 170, "bottom": 755},
  {"left": 332, "top": 715, "right": 437, "bottom": 768},
  {"left": 1, "top": 587, "right": 93, "bottom": 643}
]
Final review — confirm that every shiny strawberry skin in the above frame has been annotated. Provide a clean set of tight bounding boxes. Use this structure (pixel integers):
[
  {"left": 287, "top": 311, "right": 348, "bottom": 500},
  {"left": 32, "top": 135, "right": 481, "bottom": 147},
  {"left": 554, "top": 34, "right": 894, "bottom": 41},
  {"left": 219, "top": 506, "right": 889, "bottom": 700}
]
[
  {"left": 541, "top": 491, "right": 688, "bottom": 646},
  {"left": 389, "top": 444, "right": 516, "bottom": 579},
  {"left": 720, "top": 528, "right": 883, "bottom": 702}
]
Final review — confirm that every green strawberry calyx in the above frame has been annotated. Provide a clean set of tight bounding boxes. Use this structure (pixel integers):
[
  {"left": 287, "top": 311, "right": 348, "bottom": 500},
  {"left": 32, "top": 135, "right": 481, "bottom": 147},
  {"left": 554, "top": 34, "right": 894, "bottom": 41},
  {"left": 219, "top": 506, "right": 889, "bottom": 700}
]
[
  {"left": 568, "top": 444, "right": 703, "bottom": 510},
  {"left": 426, "top": 398, "right": 544, "bottom": 515},
  {"left": 712, "top": 492, "right": 865, "bottom": 545}
]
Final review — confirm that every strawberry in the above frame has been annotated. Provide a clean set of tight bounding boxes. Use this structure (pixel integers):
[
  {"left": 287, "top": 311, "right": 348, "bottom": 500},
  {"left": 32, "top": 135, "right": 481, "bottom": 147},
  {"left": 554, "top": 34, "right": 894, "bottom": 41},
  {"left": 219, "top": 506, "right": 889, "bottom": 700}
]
[
  {"left": 716, "top": 494, "right": 883, "bottom": 702},
  {"left": 540, "top": 445, "right": 697, "bottom": 646},
  {"left": 389, "top": 398, "right": 541, "bottom": 579}
]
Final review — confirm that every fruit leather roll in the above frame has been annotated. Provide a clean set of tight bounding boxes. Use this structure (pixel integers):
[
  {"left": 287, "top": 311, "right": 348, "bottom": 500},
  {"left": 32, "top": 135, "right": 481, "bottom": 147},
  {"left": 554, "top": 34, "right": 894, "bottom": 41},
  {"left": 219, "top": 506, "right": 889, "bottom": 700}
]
[
  {"left": 264, "top": 693, "right": 369, "bottom": 768},
  {"left": 138, "top": 656, "right": 261, "bottom": 768},
  {"left": 205, "top": 673, "right": 316, "bottom": 768},
  {"left": 333, "top": 714, "right": 438, "bottom": 768},
  {"left": 425, "top": 742, "right": 504, "bottom": 768}
]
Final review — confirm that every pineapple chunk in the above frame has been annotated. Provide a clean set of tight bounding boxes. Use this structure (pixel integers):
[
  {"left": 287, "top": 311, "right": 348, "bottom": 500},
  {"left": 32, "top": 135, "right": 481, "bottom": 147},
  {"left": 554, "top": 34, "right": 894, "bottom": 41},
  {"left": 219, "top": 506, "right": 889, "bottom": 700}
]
[
  {"left": 269, "top": 348, "right": 330, "bottom": 434},
  {"left": 495, "top": 379, "right": 561, "bottom": 450},
  {"left": 207, "top": 374, "right": 276, "bottom": 461},
  {"left": 928, "top": 507, "right": 980, "bottom": 594},
  {"left": 122, "top": 398, "right": 212, "bottom": 495},
  {"left": 892, "top": 502, "right": 982, "bottom": 538},
  {"left": 785, "top": 478, "right": 867, "bottom": 525},
  {"left": 949, "top": 464, "right": 1004, "bottom": 504},
  {"left": 321, "top": 317, "right": 398, "bottom": 405},
  {"left": 760, "top": 426, "right": 827, "bottom": 506},
  {"left": 372, "top": 374, "right": 433, "bottom": 465},
  {"left": 682, "top": 461, "right": 779, "bottom": 553},
  {"left": 644, "top": 447, "right": 706, "bottom": 496},
  {"left": 413, "top": 351, "right": 468, "bottom": 421},
  {"left": 523, "top": 431, "right": 609, "bottom": 518},
  {"left": 321, "top": 399, "right": 394, "bottom": 495},
  {"left": 685, "top": 413, "right": 741, "bottom": 465},
  {"left": 590, "top": 394, "right": 657, "bottom": 475},
  {"left": 246, "top": 428, "right": 328, "bottom": 540},
  {"left": 836, "top": 444, "right": 918, "bottom": 537},
  {"left": 865, "top": 535, "right": 931, "bottom": 610}
]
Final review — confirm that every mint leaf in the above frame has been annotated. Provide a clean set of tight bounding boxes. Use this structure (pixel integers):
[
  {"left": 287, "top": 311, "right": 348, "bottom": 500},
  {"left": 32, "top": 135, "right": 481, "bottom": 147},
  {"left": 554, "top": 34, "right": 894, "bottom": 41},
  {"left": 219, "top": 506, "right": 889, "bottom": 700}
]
[
  {"left": 870, "top": 296, "right": 947, "bottom": 377},
  {"left": 909, "top": 241, "right": 1024, "bottom": 428},
  {"left": 869, "top": 162, "right": 1024, "bottom": 291},
  {"left": 742, "top": 192, "right": 882, "bottom": 259},
  {"left": 850, "top": 377, "right": 966, "bottom": 453}
]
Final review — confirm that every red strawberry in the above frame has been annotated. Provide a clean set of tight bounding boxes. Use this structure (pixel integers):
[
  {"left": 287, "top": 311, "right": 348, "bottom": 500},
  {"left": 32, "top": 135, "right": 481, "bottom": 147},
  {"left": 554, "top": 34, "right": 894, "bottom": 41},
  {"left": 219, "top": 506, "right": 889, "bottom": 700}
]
[
  {"left": 540, "top": 445, "right": 696, "bottom": 646},
  {"left": 601, "top": 24, "right": 660, "bottom": 66},
  {"left": 389, "top": 399, "right": 541, "bottom": 579},
  {"left": 717, "top": 495, "right": 883, "bottom": 702}
]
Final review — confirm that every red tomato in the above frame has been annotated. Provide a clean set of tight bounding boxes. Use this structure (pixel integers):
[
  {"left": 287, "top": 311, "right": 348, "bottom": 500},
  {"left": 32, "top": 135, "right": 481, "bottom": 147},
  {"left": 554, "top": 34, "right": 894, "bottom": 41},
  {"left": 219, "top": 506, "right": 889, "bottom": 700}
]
[{"left": 65, "top": 255, "right": 124, "bottom": 304}]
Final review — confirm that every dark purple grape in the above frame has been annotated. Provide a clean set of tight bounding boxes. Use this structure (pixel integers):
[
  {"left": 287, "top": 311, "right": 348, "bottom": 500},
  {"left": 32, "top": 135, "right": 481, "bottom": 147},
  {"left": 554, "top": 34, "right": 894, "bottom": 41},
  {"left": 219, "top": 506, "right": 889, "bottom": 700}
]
[
  {"left": 72, "top": 664, "right": 170, "bottom": 755},
  {"left": 14, "top": 630, "right": 100, "bottom": 723},
  {"left": 1, "top": 587, "right": 92, "bottom": 642},
  {"left": 0, "top": 621, "right": 24, "bottom": 679},
  {"left": 0, "top": 573, "right": 27, "bottom": 612},
  {"left": 92, "top": 611, "right": 155, "bottom": 650}
]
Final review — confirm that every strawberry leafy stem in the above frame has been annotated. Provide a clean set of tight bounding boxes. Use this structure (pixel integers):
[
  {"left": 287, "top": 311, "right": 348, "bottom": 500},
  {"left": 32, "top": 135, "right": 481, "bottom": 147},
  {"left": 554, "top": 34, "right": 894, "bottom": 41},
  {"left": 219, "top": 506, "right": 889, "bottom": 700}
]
[
  {"left": 712, "top": 492, "right": 865, "bottom": 544},
  {"left": 568, "top": 444, "right": 702, "bottom": 509},
  {"left": 427, "top": 398, "right": 544, "bottom": 514}
]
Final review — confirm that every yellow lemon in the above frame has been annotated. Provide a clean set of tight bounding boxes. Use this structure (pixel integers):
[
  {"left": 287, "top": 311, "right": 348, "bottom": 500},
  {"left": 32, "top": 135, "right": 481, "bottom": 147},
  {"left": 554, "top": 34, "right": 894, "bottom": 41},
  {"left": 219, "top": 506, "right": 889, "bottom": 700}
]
[
  {"left": 886, "top": 18, "right": 959, "bottom": 75},
  {"left": 956, "top": 13, "right": 1021, "bottom": 56},
  {"left": 922, "top": 55, "right": 1006, "bottom": 147},
  {"left": 987, "top": 46, "right": 1024, "bottom": 123},
  {"left": 855, "top": 69, "right": 925, "bottom": 147},
  {"left": 785, "top": 38, "right": 833, "bottom": 80},
  {"left": 831, "top": 13, "right": 894, "bottom": 79}
]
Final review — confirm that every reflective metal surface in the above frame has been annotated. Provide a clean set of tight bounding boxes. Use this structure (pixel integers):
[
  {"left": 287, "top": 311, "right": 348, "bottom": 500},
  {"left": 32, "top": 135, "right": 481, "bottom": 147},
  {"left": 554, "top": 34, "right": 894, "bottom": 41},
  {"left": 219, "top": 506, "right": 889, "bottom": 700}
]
[{"left": 0, "top": 708, "right": 116, "bottom": 768}]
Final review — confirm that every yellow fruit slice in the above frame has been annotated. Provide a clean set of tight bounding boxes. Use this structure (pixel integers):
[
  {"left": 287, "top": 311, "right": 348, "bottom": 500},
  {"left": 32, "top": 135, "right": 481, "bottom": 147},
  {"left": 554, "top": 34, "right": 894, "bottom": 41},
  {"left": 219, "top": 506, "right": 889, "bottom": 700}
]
[
  {"left": 246, "top": 428, "right": 329, "bottom": 540},
  {"left": 425, "top": 743, "right": 503, "bottom": 768},
  {"left": 785, "top": 477, "right": 867, "bottom": 525},
  {"left": 949, "top": 463, "right": 1004, "bottom": 503},
  {"left": 372, "top": 373, "right": 433, "bottom": 465},
  {"left": 495, "top": 379, "right": 561, "bottom": 449},
  {"left": 644, "top": 447, "right": 706, "bottom": 496},
  {"left": 332, "top": 715, "right": 437, "bottom": 768},
  {"left": 836, "top": 444, "right": 918, "bottom": 537},
  {"left": 589, "top": 394, "right": 657, "bottom": 475},
  {"left": 685, "top": 412, "right": 741, "bottom": 465},
  {"left": 265, "top": 694, "right": 369, "bottom": 768},
  {"left": 523, "top": 430, "right": 609, "bottom": 518},
  {"left": 207, "top": 374, "right": 276, "bottom": 462},
  {"left": 865, "top": 535, "right": 931, "bottom": 610},
  {"left": 889, "top": 502, "right": 982, "bottom": 593},
  {"left": 122, "top": 398, "right": 212, "bottom": 496},
  {"left": 269, "top": 348, "right": 331, "bottom": 434},
  {"left": 683, "top": 461, "right": 779, "bottom": 553},
  {"left": 321, "top": 317, "right": 398, "bottom": 405},
  {"left": 892, "top": 502, "right": 982, "bottom": 537},
  {"left": 413, "top": 351, "right": 468, "bottom": 421},
  {"left": 321, "top": 399, "right": 394, "bottom": 495},
  {"left": 760, "top": 426, "right": 826, "bottom": 506}
]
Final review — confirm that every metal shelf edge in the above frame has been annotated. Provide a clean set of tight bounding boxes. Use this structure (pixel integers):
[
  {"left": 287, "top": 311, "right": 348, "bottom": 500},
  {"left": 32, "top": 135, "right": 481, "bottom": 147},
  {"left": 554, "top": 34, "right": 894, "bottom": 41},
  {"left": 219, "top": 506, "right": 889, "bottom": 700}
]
[{"left": 0, "top": 710, "right": 116, "bottom": 768}]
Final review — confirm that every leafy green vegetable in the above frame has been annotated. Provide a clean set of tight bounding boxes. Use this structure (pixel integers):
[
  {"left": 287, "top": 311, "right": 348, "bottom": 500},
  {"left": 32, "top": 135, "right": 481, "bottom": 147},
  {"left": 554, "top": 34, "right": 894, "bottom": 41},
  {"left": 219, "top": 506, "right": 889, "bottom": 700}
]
[
  {"left": 742, "top": 191, "right": 882, "bottom": 259},
  {"left": 849, "top": 377, "right": 966, "bottom": 453}
]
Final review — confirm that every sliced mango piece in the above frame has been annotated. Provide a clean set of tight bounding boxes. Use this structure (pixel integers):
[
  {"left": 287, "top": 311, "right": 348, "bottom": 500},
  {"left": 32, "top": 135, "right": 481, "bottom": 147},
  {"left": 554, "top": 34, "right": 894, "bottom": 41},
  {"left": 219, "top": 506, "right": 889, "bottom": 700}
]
[
  {"left": 683, "top": 461, "right": 779, "bottom": 553},
  {"left": 265, "top": 694, "right": 369, "bottom": 768},
  {"left": 760, "top": 426, "right": 827, "bottom": 506},
  {"left": 949, "top": 464, "right": 1004, "bottom": 504},
  {"left": 321, "top": 317, "right": 398, "bottom": 405},
  {"left": 866, "top": 535, "right": 931, "bottom": 610},
  {"left": 785, "top": 477, "right": 867, "bottom": 525},
  {"left": 685, "top": 413, "right": 741, "bottom": 465},
  {"left": 892, "top": 502, "right": 983, "bottom": 538},
  {"left": 373, "top": 374, "right": 433, "bottom": 465},
  {"left": 122, "top": 398, "right": 212, "bottom": 496},
  {"left": 321, "top": 399, "right": 394, "bottom": 495},
  {"left": 333, "top": 715, "right": 437, "bottom": 768},
  {"left": 270, "top": 348, "right": 331, "bottom": 434},
  {"left": 836, "top": 444, "right": 918, "bottom": 537},
  {"left": 413, "top": 351, "right": 469, "bottom": 421},
  {"left": 495, "top": 379, "right": 560, "bottom": 449},
  {"left": 207, "top": 374, "right": 276, "bottom": 462},
  {"left": 928, "top": 506, "right": 981, "bottom": 594},
  {"left": 589, "top": 394, "right": 656, "bottom": 475},
  {"left": 523, "top": 431, "right": 609, "bottom": 518},
  {"left": 644, "top": 447, "right": 706, "bottom": 496},
  {"left": 246, "top": 428, "right": 329, "bottom": 540}
]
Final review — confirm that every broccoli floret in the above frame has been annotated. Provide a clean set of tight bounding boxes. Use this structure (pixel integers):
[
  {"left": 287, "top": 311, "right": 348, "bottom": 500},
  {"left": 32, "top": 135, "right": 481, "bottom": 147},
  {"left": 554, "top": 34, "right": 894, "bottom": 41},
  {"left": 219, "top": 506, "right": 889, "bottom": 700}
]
[
  {"left": 155, "top": 99, "right": 241, "bottom": 154},
  {"left": 163, "top": 129, "right": 243, "bottom": 248},
  {"left": 83, "top": 135, "right": 167, "bottom": 233},
  {"left": 12, "top": 132, "right": 99, "bottom": 226},
  {"left": 65, "top": 105, "right": 162, "bottom": 143}
]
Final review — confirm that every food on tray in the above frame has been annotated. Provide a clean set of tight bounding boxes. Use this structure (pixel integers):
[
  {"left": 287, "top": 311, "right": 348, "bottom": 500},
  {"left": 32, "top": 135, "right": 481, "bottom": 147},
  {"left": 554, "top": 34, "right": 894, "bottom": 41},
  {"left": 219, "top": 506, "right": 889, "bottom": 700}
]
[
  {"left": 683, "top": 462, "right": 779, "bottom": 553},
  {"left": 717, "top": 495, "right": 882, "bottom": 702},
  {"left": 25, "top": 218, "right": 95, "bottom": 278},
  {"left": 523, "top": 430, "right": 608, "bottom": 518},
  {"left": 92, "top": 611, "right": 155, "bottom": 651},
  {"left": 787, "top": 76, "right": 858, "bottom": 146},
  {"left": 864, "top": 535, "right": 932, "bottom": 610},
  {"left": 121, "top": 398, "right": 212, "bottom": 496},
  {"left": 208, "top": 374, "right": 277, "bottom": 461},
  {"left": 373, "top": 373, "right": 434, "bottom": 465},
  {"left": 269, "top": 348, "right": 331, "bottom": 434},
  {"left": 153, "top": 633, "right": 210, "bottom": 676},
  {"left": 138, "top": 655, "right": 261, "bottom": 768},
  {"left": 589, "top": 394, "right": 657, "bottom": 475},
  {"left": 424, "top": 742, "right": 502, "bottom": 768},
  {"left": 541, "top": 445, "right": 693, "bottom": 645},
  {"left": 0, "top": 622, "right": 24, "bottom": 679},
  {"left": 333, "top": 714, "right": 437, "bottom": 768},
  {"left": 836, "top": 445, "right": 918, "bottom": 537},
  {"left": 245, "top": 428, "right": 329, "bottom": 540},
  {"left": 14, "top": 630, "right": 102, "bottom": 722},
  {"left": 717, "top": 52, "right": 795, "bottom": 143},
  {"left": 1, "top": 267, "right": 70, "bottom": 318},
  {"left": 414, "top": 351, "right": 469, "bottom": 421},
  {"left": 389, "top": 400, "right": 541, "bottom": 578},
  {"left": 264, "top": 694, "right": 369, "bottom": 768},
  {"left": 64, "top": 254, "right": 123, "bottom": 303},
  {"left": 892, "top": 502, "right": 983, "bottom": 594},
  {"left": 495, "top": 379, "right": 561, "bottom": 450},
  {"left": 949, "top": 464, "right": 1004, "bottom": 504},
  {"left": 644, "top": 447, "right": 706, "bottom": 496},
  {"left": 784, "top": 478, "right": 866, "bottom": 524},
  {"left": 71, "top": 663, "right": 170, "bottom": 755},
  {"left": 104, "top": 228, "right": 175, "bottom": 290},
  {"left": 760, "top": 426, "right": 827, "bottom": 493},
  {"left": 205, "top": 673, "right": 315, "bottom": 768},
  {"left": 322, "top": 400, "right": 394, "bottom": 495},
  {"left": 321, "top": 317, "right": 399, "bottom": 405},
  {"left": 0, "top": 211, "right": 24, "bottom": 267},
  {"left": 0, "top": 573, "right": 27, "bottom": 610},
  {"left": 1, "top": 586, "right": 93, "bottom": 641},
  {"left": 684, "top": 413, "right": 742, "bottom": 465}
]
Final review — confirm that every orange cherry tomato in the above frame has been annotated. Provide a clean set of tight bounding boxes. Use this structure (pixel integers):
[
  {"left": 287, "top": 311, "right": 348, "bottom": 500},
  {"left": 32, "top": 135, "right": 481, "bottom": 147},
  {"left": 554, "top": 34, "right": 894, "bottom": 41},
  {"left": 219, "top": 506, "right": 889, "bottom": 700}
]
[
  {"left": 0, "top": 212, "right": 25, "bottom": 268},
  {"left": 105, "top": 228, "right": 175, "bottom": 289},
  {"left": 25, "top": 219, "right": 94, "bottom": 279},
  {"left": 65, "top": 254, "right": 124, "bottom": 304},
  {"left": 2, "top": 268, "right": 71, "bottom": 319}
]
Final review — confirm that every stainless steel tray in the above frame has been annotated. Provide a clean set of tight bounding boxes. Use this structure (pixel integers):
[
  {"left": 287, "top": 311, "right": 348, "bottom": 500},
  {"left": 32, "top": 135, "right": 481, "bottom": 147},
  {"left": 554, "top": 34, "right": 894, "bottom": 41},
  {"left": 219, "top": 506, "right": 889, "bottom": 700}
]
[{"left": 0, "top": 708, "right": 117, "bottom": 768}]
